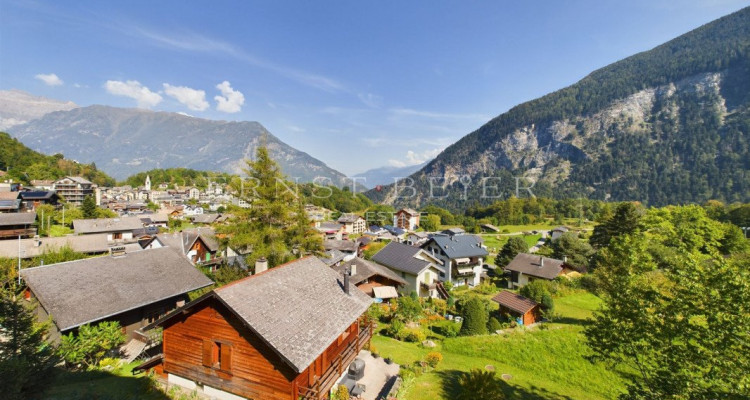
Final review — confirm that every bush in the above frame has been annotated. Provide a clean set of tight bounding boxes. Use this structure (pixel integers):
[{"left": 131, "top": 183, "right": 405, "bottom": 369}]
[
  {"left": 474, "top": 282, "right": 497, "bottom": 295},
  {"left": 488, "top": 317, "right": 502, "bottom": 332},
  {"left": 431, "top": 320, "right": 461, "bottom": 338},
  {"left": 425, "top": 352, "right": 443, "bottom": 368},
  {"left": 332, "top": 384, "right": 349, "bottom": 400},
  {"left": 386, "top": 320, "right": 404, "bottom": 337},
  {"left": 396, "top": 296, "right": 423, "bottom": 322},
  {"left": 456, "top": 369, "right": 505, "bottom": 400},
  {"left": 58, "top": 321, "right": 126, "bottom": 369},
  {"left": 459, "top": 297, "right": 489, "bottom": 336},
  {"left": 396, "top": 328, "right": 427, "bottom": 343},
  {"left": 520, "top": 280, "right": 555, "bottom": 311},
  {"left": 428, "top": 297, "right": 448, "bottom": 315}
]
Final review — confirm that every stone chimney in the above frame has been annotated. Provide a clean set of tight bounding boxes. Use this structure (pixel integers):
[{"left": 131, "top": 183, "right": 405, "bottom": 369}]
[
  {"left": 255, "top": 257, "right": 268, "bottom": 274},
  {"left": 350, "top": 263, "right": 357, "bottom": 276},
  {"left": 344, "top": 268, "right": 351, "bottom": 295}
]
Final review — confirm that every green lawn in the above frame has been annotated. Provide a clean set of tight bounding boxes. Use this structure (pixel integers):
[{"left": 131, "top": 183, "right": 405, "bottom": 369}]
[
  {"left": 44, "top": 361, "right": 169, "bottom": 400},
  {"left": 373, "top": 292, "right": 627, "bottom": 400},
  {"left": 48, "top": 225, "right": 74, "bottom": 237}
]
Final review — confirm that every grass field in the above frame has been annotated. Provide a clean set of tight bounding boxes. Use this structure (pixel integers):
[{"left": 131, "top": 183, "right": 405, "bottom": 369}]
[
  {"left": 48, "top": 225, "right": 74, "bottom": 237},
  {"left": 372, "top": 292, "right": 627, "bottom": 400},
  {"left": 44, "top": 361, "right": 169, "bottom": 400}
]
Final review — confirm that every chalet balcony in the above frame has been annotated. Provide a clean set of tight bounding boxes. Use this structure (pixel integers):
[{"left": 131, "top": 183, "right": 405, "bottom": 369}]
[
  {"left": 0, "top": 228, "right": 37, "bottom": 240},
  {"left": 297, "top": 321, "right": 373, "bottom": 400}
]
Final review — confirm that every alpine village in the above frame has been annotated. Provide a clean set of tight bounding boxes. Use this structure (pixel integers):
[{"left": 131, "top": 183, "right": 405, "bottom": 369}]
[{"left": 1, "top": 4, "right": 750, "bottom": 400}]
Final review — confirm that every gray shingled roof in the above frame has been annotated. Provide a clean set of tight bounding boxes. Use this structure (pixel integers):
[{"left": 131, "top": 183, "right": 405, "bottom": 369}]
[
  {"left": 0, "top": 212, "right": 36, "bottom": 226},
  {"left": 21, "top": 247, "right": 213, "bottom": 331},
  {"left": 337, "top": 213, "right": 363, "bottom": 223},
  {"left": 491, "top": 290, "right": 539, "bottom": 314},
  {"left": 504, "top": 253, "right": 565, "bottom": 280},
  {"left": 192, "top": 214, "right": 219, "bottom": 224},
  {"left": 372, "top": 241, "right": 432, "bottom": 275},
  {"left": 157, "top": 228, "right": 219, "bottom": 254},
  {"left": 73, "top": 217, "right": 143, "bottom": 234},
  {"left": 0, "top": 234, "right": 109, "bottom": 259},
  {"left": 333, "top": 258, "right": 407, "bottom": 286},
  {"left": 214, "top": 256, "right": 372, "bottom": 373},
  {"left": 324, "top": 239, "right": 358, "bottom": 252},
  {"left": 425, "top": 234, "right": 488, "bottom": 259},
  {"left": 318, "top": 249, "right": 347, "bottom": 267}
]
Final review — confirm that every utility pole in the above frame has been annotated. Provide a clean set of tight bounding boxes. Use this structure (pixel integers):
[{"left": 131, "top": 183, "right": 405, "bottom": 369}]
[{"left": 17, "top": 234, "right": 21, "bottom": 286}]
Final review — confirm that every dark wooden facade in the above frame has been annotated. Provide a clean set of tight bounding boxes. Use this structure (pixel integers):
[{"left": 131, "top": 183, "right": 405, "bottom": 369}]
[
  {"left": 161, "top": 297, "right": 372, "bottom": 400},
  {"left": 498, "top": 303, "right": 542, "bottom": 326},
  {"left": 190, "top": 237, "right": 215, "bottom": 264}
]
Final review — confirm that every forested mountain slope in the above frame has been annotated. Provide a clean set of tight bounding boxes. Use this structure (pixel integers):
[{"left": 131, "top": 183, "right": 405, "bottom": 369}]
[{"left": 367, "top": 7, "right": 750, "bottom": 209}]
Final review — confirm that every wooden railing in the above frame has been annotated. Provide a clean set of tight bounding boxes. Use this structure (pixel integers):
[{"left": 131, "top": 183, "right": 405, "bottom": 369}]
[
  {"left": 0, "top": 228, "right": 37, "bottom": 239},
  {"left": 297, "top": 321, "right": 373, "bottom": 400}
]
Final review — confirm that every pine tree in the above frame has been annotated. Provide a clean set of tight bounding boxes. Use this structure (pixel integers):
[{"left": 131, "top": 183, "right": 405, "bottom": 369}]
[
  {"left": 80, "top": 195, "right": 98, "bottom": 219},
  {"left": 459, "top": 297, "right": 488, "bottom": 336},
  {"left": 218, "top": 146, "right": 322, "bottom": 269},
  {"left": 495, "top": 236, "right": 528, "bottom": 268}
]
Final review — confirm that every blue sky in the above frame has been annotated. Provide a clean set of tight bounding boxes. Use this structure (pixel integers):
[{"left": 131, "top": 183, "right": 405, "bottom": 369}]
[{"left": 1, "top": 1, "right": 748, "bottom": 176}]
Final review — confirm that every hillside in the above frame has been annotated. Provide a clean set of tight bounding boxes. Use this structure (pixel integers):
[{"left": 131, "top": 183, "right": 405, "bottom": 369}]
[
  {"left": 0, "top": 132, "right": 115, "bottom": 186},
  {"left": 354, "top": 162, "right": 427, "bottom": 189},
  {"left": 367, "top": 7, "right": 750, "bottom": 209},
  {"left": 6, "top": 105, "right": 351, "bottom": 184}
]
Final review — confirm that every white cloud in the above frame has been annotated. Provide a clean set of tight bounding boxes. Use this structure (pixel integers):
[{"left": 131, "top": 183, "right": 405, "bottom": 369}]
[
  {"left": 358, "top": 93, "right": 382, "bottom": 108},
  {"left": 104, "top": 80, "right": 162, "bottom": 108},
  {"left": 163, "top": 83, "right": 209, "bottom": 111},
  {"left": 35, "top": 73, "right": 63, "bottom": 86},
  {"left": 388, "top": 148, "right": 443, "bottom": 167},
  {"left": 214, "top": 81, "right": 245, "bottom": 113}
]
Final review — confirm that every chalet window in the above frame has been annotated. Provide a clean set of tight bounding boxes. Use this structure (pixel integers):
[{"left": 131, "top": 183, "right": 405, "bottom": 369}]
[
  {"left": 113, "top": 232, "right": 123, "bottom": 240},
  {"left": 203, "top": 340, "right": 232, "bottom": 373}
]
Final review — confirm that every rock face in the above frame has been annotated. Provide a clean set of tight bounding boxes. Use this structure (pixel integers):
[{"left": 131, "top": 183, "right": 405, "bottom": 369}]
[
  {"left": 7, "top": 105, "right": 351, "bottom": 184},
  {"left": 0, "top": 89, "right": 78, "bottom": 130},
  {"left": 367, "top": 7, "right": 750, "bottom": 208}
]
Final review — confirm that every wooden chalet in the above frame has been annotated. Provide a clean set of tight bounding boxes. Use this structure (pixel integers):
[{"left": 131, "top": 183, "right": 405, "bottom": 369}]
[
  {"left": 142, "top": 256, "right": 373, "bottom": 400},
  {"left": 0, "top": 211, "right": 36, "bottom": 239},
  {"left": 503, "top": 253, "right": 577, "bottom": 289},
  {"left": 333, "top": 258, "right": 407, "bottom": 298},
  {"left": 491, "top": 290, "right": 542, "bottom": 326}
]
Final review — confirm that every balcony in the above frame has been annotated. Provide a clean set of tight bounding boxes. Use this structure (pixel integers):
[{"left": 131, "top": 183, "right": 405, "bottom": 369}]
[
  {"left": 297, "top": 321, "right": 373, "bottom": 400},
  {"left": 0, "top": 228, "right": 37, "bottom": 239}
]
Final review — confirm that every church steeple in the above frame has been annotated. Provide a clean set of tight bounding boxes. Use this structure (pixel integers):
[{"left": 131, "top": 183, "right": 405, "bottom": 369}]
[{"left": 145, "top": 175, "right": 151, "bottom": 191}]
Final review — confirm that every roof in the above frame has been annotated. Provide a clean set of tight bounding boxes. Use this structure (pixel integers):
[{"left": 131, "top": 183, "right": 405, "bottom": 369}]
[
  {"left": 323, "top": 239, "right": 358, "bottom": 252},
  {"left": 491, "top": 291, "right": 539, "bottom": 314},
  {"left": 158, "top": 228, "right": 220, "bottom": 255},
  {"left": 19, "top": 191, "right": 58, "bottom": 200},
  {"left": 192, "top": 214, "right": 219, "bottom": 224},
  {"left": 397, "top": 208, "right": 418, "bottom": 216},
  {"left": 0, "top": 212, "right": 36, "bottom": 226},
  {"left": 504, "top": 253, "right": 565, "bottom": 280},
  {"left": 0, "top": 234, "right": 110, "bottom": 259},
  {"left": 209, "top": 257, "right": 372, "bottom": 373},
  {"left": 317, "top": 249, "right": 347, "bottom": 267},
  {"left": 56, "top": 176, "right": 92, "bottom": 185},
  {"left": 318, "top": 221, "right": 343, "bottom": 231},
  {"left": 442, "top": 227, "right": 466, "bottom": 235},
  {"left": 372, "top": 286, "right": 399, "bottom": 299},
  {"left": 424, "top": 234, "right": 488, "bottom": 259},
  {"left": 333, "top": 258, "right": 407, "bottom": 286},
  {"left": 21, "top": 247, "right": 213, "bottom": 331},
  {"left": 384, "top": 225, "right": 406, "bottom": 235},
  {"left": 552, "top": 226, "right": 569, "bottom": 233},
  {"left": 73, "top": 217, "right": 143, "bottom": 234},
  {"left": 480, "top": 224, "right": 500, "bottom": 232},
  {"left": 0, "top": 192, "right": 20, "bottom": 201},
  {"left": 0, "top": 199, "right": 21, "bottom": 211},
  {"left": 337, "top": 213, "right": 364, "bottom": 223},
  {"left": 372, "top": 241, "right": 433, "bottom": 275}
]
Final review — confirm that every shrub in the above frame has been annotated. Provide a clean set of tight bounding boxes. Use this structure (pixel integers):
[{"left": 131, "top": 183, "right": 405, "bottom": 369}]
[
  {"left": 474, "top": 282, "right": 497, "bottom": 295},
  {"left": 332, "top": 384, "right": 349, "bottom": 400},
  {"left": 425, "top": 352, "right": 443, "bottom": 368},
  {"left": 386, "top": 320, "right": 404, "bottom": 337},
  {"left": 520, "top": 280, "right": 555, "bottom": 311},
  {"left": 396, "top": 296, "right": 423, "bottom": 322},
  {"left": 396, "top": 328, "right": 426, "bottom": 343},
  {"left": 456, "top": 369, "right": 505, "bottom": 400},
  {"left": 488, "top": 317, "right": 502, "bottom": 332},
  {"left": 58, "top": 321, "right": 126, "bottom": 369},
  {"left": 459, "top": 297, "right": 489, "bottom": 336},
  {"left": 428, "top": 298, "right": 448, "bottom": 315},
  {"left": 431, "top": 320, "right": 460, "bottom": 338}
]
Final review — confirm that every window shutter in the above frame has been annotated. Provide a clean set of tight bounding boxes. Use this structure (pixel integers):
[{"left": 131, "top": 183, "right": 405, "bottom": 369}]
[
  {"left": 221, "top": 344, "right": 232, "bottom": 372},
  {"left": 202, "top": 340, "right": 212, "bottom": 367}
]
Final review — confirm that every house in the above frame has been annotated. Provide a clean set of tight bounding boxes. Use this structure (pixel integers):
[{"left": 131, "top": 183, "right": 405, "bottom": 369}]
[
  {"left": 20, "top": 247, "right": 213, "bottom": 343},
  {"left": 0, "top": 233, "right": 110, "bottom": 259},
  {"left": 491, "top": 291, "right": 542, "bottom": 326},
  {"left": 157, "top": 228, "right": 221, "bottom": 266},
  {"left": 317, "top": 249, "right": 347, "bottom": 267},
  {"left": 53, "top": 176, "right": 97, "bottom": 206},
  {"left": 372, "top": 241, "right": 444, "bottom": 298},
  {"left": 0, "top": 212, "right": 36, "bottom": 239},
  {"left": 183, "top": 205, "right": 204, "bottom": 216},
  {"left": 383, "top": 225, "right": 406, "bottom": 241},
  {"left": 140, "top": 213, "right": 169, "bottom": 228},
  {"left": 141, "top": 256, "right": 373, "bottom": 400},
  {"left": 0, "top": 191, "right": 21, "bottom": 213},
  {"left": 333, "top": 258, "right": 407, "bottom": 299},
  {"left": 19, "top": 191, "right": 60, "bottom": 210},
  {"left": 188, "top": 187, "right": 201, "bottom": 200},
  {"left": 315, "top": 221, "right": 345, "bottom": 240},
  {"left": 337, "top": 214, "right": 367, "bottom": 235},
  {"left": 30, "top": 180, "right": 55, "bottom": 190},
  {"left": 73, "top": 216, "right": 144, "bottom": 243},
  {"left": 550, "top": 226, "right": 569, "bottom": 241},
  {"left": 503, "top": 253, "right": 576, "bottom": 289},
  {"left": 323, "top": 239, "right": 359, "bottom": 261},
  {"left": 421, "top": 232, "right": 488, "bottom": 287},
  {"left": 192, "top": 213, "right": 219, "bottom": 225},
  {"left": 393, "top": 208, "right": 420, "bottom": 231},
  {"left": 405, "top": 231, "right": 429, "bottom": 246},
  {"left": 480, "top": 224, "right": 500, "bottom": 233}
]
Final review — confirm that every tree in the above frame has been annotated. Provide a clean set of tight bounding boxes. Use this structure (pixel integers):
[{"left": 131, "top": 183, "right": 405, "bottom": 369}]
[
  {"left": 420, "top": 214, "right": 441, "bottom": 231},
  {"left": 395, "top": 296, "right": 423, "bottom": 323},
  {"left": 550, "top": 232, "right": 594, "bottom": 271},
  {"left": 590, "top": 202, "right": 643, "bottom": 249},
  {"left": 217, "top": 145, "right": 322, "bottom": 268},
  {"left": 212, "top": 264, "right": 249, "bottom": 286},
  {"left": 58, "top": 321, "right": 126, "bottom": 369},
  {"left": 495, "top": 237, "right": 528, "bottom": 268},
  {"left": 519, "top": 280, "right": 554, "bottom": 311},
  {"left": 459, "top": 297, "right": 488, "bottom": 336},
  {"left": 0, "top": 288, "right": 58, "bottom": 400},
  {"left": 80, "top": 195, "right": 98, "bottom": 219},
  {"left": 456, "top": 369, "right": 505, "bottom": 400},
  {"left": 586, "top": 206, "right": 750, "bottom": 399}
]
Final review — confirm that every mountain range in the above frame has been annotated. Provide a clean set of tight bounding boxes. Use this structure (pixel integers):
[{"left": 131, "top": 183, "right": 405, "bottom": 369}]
[
  {"left": 366, "top": 6, "right": 750, "bottom": 209},
  {"left": 0, "top": 89, "right": 77, "bottom": 131},
  {"left": 4, "top": 103, "right": 352, "bottom": 184},
  {"left": 353, "top": 162, "right": 427, "bottom": 189}
]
